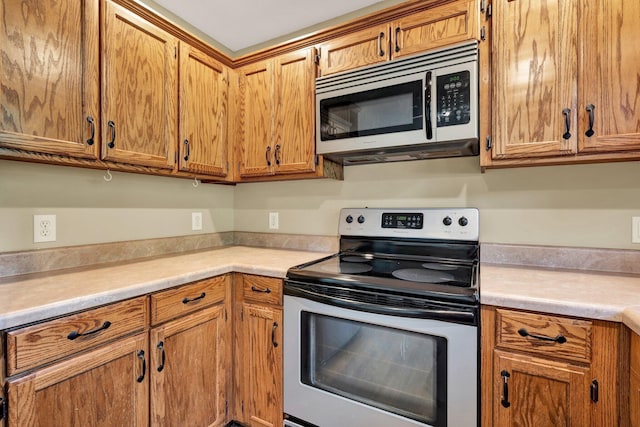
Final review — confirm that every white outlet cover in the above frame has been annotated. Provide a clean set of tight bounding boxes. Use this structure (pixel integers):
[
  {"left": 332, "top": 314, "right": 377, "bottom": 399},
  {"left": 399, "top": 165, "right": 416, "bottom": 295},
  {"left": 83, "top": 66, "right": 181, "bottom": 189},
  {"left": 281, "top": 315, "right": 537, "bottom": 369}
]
[
  {"left": 269, "top": 212, "right": 279, "bottom": 230},
  {"left": 633, "top": 217, "right": 640, "bottom": 243},
  {"left": 34, "top": 214, "right": 57, "bottom": 243},
  {"left": 192, "top": 212, "right": 203, "bottom": 231}
]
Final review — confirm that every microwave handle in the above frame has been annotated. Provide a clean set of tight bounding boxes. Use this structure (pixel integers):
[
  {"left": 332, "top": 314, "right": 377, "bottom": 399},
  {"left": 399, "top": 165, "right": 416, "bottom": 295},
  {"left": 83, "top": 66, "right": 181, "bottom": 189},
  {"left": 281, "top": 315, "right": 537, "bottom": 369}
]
[{"left": 425, "top": 71, "right": 433, "bottom": 140}]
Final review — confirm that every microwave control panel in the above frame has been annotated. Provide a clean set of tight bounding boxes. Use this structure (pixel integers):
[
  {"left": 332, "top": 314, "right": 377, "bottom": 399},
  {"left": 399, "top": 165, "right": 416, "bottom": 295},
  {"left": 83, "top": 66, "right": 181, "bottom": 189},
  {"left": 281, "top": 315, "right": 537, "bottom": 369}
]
[{"left": 436, "top": 71, "right": 471, "bottom": 127}]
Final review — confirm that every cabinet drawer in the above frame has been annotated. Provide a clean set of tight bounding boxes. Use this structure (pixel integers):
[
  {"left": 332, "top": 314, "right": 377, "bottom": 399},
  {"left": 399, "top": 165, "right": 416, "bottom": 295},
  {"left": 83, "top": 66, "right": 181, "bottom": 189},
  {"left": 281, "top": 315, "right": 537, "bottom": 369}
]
[
  {"left": 495, "top": 308, "right": 592, "bottom": 363},
  {"left": 150, "top": 275, "right": 228, "bottom": 325},
  {"left": 242, "top": 274, "right": 282, "bottom": 306},
  {"left": 6, "top": 296, "right": 147, "bottom": 376}
]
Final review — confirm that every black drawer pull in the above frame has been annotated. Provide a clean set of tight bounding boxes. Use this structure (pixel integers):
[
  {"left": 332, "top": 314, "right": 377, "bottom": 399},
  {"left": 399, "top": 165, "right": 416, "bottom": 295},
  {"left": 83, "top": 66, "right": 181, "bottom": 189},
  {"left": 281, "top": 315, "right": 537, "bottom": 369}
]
[
  {"left": 157, "top": 341, "right": 166, "bottom": 372},
  {"left": 562, "top": 108, "right": 571, "bottom": 140},
  {"left": 136, "top": 350, "right": 146, "bottom": 383},
  {"left": 86, "top": 116, "right": 95, "bottom": 146},
  {"left": 107, "top": 120, "right": 116, "bottom": 148},
  {"left": 518, "top": 327, "right": 567, "bottom": 344},
  {"left": 182, "top": 292, "right": 206, "bottom": 304},
  {"left": 272, "top": 322, "right": 279, "bottom": 348},
  {"left": 585, "top": 104, "right": 596, "bottom": 137},
  {"left": 67, "top": 321, "right": 112, "bottom": 340},
  {"left": 251, "top": 286, "right": 272, "bottom": 294},
  {"left": 501, "top": 370, "right": 511, "bottom": 408}
]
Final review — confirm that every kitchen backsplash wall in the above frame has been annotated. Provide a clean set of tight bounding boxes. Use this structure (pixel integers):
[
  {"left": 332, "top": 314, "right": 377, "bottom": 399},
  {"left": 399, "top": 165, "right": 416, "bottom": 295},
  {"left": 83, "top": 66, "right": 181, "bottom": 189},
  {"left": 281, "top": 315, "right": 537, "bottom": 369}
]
[
  {"left": 0, "top": 160, "right": 235, "bottom": 252},
  {"left": 3, "top": 157, "right": 640, "bottom": 253},
  {"left": 234, "top": 157, "right": 640, "bottom": 250}
]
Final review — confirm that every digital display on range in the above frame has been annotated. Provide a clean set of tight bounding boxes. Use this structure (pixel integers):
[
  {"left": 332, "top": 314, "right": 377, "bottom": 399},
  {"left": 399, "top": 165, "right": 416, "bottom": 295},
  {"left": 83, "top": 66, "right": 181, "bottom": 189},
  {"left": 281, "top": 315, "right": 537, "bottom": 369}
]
[{"left": 381, "top": 213, "right": 423, "bottom": 229}]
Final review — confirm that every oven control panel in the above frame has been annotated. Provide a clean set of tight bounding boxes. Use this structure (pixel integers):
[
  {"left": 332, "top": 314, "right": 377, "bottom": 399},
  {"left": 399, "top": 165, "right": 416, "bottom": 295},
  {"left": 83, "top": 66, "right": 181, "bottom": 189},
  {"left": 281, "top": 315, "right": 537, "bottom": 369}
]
[{"left": 339, "top": 208, "right": 479, "bottom": 241}]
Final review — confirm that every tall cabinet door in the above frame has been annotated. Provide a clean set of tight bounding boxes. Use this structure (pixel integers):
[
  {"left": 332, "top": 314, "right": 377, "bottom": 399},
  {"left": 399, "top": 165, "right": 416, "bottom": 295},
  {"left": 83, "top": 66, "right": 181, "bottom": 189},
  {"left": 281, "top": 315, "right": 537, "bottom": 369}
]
[
  {"left": 491, "top": 0, "right": 578, "bottom": 159},
  {"left": 150, "top": 305, "right": 229, "bottom": 427},
  {"left": 179, "top": 42, "right": 229, "bottom": 177},
  {"left": 0, "top": 0, "right": 99, "bottom": 159},
  {"left": 237, "top": 60, "right": 274, "bottom": 177},
  {"left": 241, "top": 303, "right": 283, "bottom": 427},
  {"left": 101, "top": 0, "right": 177, "bottom": 169},
  {"left": 6, "top": 333, "right": 148, "bottom": 426},
  {"left": 579, "top": 0, "right": 640, "bottom": 154},
  {"left": 273, "top": 48, "right": 316, "bottom": 175}
]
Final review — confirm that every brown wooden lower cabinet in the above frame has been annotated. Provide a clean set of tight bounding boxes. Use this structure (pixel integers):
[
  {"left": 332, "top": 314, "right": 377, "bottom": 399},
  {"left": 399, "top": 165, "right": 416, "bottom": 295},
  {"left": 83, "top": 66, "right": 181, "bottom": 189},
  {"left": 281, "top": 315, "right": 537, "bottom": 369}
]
[
  {"left": 631, "top": 330, "right": 640, "bottom": 427},
  {"left": 6, "top": 332, "right": 149, "bottom": 426},
  {"left": 482, "top": 305, "right": 629, "bottom": 427}
]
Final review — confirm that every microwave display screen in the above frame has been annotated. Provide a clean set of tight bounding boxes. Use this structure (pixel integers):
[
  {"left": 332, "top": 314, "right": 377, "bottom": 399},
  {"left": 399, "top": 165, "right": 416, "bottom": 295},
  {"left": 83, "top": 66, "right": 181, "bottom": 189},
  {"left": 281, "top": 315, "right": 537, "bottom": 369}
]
[
  {"left": 319, "top": 80, "right": 422, "bottom": 141},
  {"left": 436, "top": 71, "right": 471, "bottom": 127}
]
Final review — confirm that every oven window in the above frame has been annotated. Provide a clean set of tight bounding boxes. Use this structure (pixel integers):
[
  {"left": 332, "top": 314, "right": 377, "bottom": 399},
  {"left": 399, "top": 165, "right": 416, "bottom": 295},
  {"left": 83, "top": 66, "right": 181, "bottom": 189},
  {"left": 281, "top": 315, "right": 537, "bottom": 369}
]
[
  {"left": 319, "top": 80, "right": 423, "bottom": 141},
  {"left": 300, "top": 312, "right": 447, "bottom": 425}
]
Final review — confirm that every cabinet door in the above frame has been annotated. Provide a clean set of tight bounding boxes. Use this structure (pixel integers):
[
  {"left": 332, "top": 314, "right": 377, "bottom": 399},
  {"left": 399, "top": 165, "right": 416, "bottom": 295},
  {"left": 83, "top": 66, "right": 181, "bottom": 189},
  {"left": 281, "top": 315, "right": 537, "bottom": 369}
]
[
  {"left": 150, "top": 305, "right": 229, "bottom": 427},
  {"left": 492, "top": 0, "right": 578, "bottom": 159},
  {"left": 579, "top": 0, "right": 640, "bottom": 154},
  {"left": 317, "top": 24, "right": 390, "bottom": 76},
  {"left": 273, "top": 48, "right": 316, "bottom": 174},
  {"left": 179, "top": 42, "right": 229, "bottom": 177},
  {"left": 6, "top": 333, "right": 148, "bottom": 426},
  {"left": 237, "top": 60, "right": 274, "bottom": 177},
  {"left": 631, "top": 332, "right": 640, "bottom": 427},
  {"left": 493, "top": 351, "right": 591, "bottom": 427},
  {"left": 101, "top": 0, "right": 177, "bottom": 169},
  {"left": 240, "top": 303, "right": 283, "bottom": 427},
  {"left": 0, "top": 0, "right": 99, "bottom": 159},
  {"left": 392, "top": 0, "right": 480, "bottom": 60}
]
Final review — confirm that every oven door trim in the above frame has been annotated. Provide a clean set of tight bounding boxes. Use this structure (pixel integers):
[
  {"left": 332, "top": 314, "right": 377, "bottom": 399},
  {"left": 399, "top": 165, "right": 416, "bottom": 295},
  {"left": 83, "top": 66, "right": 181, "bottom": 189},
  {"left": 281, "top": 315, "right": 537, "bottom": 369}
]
[{"left": 283, "top": 294, "right": 478, "bottom": 427}]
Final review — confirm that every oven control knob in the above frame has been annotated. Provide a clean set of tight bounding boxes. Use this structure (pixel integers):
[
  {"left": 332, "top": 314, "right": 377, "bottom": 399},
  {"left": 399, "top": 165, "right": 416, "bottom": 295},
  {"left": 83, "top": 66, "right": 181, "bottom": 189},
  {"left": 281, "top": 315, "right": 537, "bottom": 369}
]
[
  {"left": 443, "top": 216, "right": 453, "bottom": 226},
  {"left": 458, "top": 216, "right": 469, "bottom": 227},
  {"left": 357, "top": 215, "right": 366, "bottom": 224},
  {"left": 346, "top": 215, "right": 354, "bottom": 224}
]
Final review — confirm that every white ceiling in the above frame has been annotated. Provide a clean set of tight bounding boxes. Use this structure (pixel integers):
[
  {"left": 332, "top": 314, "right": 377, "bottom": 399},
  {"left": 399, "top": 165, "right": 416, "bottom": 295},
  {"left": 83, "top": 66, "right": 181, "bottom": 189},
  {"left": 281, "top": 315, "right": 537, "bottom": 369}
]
[{"left": 151, "top": 0, "right": 387, "bottom": 52}]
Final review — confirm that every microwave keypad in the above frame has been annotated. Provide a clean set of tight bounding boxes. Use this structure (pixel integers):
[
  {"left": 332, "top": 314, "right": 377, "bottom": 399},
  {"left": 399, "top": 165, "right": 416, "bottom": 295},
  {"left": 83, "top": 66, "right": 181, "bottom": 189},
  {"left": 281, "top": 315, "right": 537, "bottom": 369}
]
[{"left": 436, "top": 71, "right": 471, "bottom": 127}]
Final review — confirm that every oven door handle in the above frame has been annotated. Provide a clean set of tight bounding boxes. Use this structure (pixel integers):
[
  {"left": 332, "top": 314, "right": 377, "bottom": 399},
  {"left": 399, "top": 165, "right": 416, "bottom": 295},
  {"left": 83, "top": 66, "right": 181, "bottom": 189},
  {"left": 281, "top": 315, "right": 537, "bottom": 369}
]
[{"left": 286, "top": 285, "right": 477, "bottom": 325}]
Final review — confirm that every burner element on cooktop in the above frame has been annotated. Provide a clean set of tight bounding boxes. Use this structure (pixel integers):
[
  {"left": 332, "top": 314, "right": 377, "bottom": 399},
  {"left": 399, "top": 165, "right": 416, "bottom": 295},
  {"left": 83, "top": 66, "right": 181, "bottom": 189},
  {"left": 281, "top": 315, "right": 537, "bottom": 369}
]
[
  {"left": 391, "top": 268, "right": 455, "bottom": 283},
  {"left": 322, "top": 262, "right": 373, "bottom": 274}
]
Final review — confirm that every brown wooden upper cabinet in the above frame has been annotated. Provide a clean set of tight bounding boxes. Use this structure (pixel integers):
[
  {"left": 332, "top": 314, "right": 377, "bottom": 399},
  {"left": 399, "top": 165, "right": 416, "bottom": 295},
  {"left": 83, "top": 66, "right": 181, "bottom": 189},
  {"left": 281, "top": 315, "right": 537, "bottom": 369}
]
[
  {"left": 178, "top": 42, "right": 230, "bottom": 178},
  {"left": 488, "top": 0, "right": 640, "bottom": 163},
  {"left": 317, "top": 0, "right": 481, "bottom": 76},
  {"left": 236, "top": 48, "right": 316, "bottom": 178},
  {"left": 101, "top": 0, "right": 177, "bottom": 169},
  {"left": 0, "top": 0, "right": 100, "bottom": 159}
]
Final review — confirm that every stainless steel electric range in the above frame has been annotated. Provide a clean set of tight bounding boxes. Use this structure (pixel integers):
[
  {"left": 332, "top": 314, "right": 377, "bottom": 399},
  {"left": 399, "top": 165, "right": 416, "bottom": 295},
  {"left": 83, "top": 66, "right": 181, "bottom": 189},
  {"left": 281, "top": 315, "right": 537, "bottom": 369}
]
[{"left": 283, "top": 208, "right": 479, "bottom": 427}]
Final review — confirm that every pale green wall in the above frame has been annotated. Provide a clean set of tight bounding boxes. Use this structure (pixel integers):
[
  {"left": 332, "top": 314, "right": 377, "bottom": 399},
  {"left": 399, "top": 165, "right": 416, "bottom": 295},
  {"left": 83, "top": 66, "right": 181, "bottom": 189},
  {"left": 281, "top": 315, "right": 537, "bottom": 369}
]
[
  {"left": 2, "top": 157, "right": 640, "bottom": 252},
  {"left": 234, "top": 157, "right": 640, "bottom": 250},
  {"left": 0, "top": 160, "right": 234, "bottom": 252}
]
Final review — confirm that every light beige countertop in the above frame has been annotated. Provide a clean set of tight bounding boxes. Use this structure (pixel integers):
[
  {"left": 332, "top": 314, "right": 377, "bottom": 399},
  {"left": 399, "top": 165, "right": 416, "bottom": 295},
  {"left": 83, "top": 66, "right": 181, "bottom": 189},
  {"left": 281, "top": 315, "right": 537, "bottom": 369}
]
[
  {"left": 0, "top": 246, "right": 330, "bottom": 330},
  {"left": 2, "top": 246, "right": 640, "bottom": 336},
  {"left": 481, "top": 264, "right": 640, "bottom": 335}
]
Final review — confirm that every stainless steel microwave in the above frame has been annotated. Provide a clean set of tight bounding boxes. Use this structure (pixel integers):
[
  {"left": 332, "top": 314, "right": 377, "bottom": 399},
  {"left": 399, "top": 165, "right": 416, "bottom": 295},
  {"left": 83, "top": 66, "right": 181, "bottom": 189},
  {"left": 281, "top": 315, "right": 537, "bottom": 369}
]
[{"left": 316, "top": 41, "right": 479, "bottom": 165}]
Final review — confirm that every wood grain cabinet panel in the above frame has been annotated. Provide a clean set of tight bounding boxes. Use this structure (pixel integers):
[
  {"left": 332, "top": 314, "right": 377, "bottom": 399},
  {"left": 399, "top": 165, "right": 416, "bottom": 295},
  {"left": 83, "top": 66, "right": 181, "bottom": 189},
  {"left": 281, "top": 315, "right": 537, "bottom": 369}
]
[
  {"left": 6, "top": 332, "right": 149, "bottom": 426},
  {"left": 631, "top": 331, "right": 640, "bottom": 427},
  {"left": 179, "top": 42, "right": 230, "bottom": 177},
  {"left": 101, "top": 0, "right": 177, "bottom": 169},
  {"left": 317, "top": 25, "right": 391, "bottom": 76},
  {"left": 0, "top": 0, "right": 100, "bottom": 159},
  {"left": 6, "top": 296, "right": 147, "bottom": 376}
]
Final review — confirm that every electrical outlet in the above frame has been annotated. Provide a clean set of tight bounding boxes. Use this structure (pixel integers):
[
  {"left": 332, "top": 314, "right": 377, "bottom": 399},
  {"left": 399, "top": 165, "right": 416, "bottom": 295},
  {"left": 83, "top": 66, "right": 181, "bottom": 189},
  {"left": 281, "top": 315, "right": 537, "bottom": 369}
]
[
  {"left": 34, "top": 214, "right": 56, "bottom": 243},
  {"left": 192, "top": 212, "right": 203, "bottom": 231},
  {"left": 633, "top": 217, "right": 640, "bottom": 243},
  {"left": 269, "top": 212, "right": 279, "bottom": 230}
]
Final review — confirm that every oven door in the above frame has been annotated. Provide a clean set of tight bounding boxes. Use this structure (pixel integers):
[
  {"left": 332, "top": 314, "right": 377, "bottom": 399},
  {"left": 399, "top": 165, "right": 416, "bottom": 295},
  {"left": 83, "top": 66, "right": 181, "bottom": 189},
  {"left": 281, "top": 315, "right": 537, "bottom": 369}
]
[{"left": 283, "top": 294, "right": 477, "bottom": 427}]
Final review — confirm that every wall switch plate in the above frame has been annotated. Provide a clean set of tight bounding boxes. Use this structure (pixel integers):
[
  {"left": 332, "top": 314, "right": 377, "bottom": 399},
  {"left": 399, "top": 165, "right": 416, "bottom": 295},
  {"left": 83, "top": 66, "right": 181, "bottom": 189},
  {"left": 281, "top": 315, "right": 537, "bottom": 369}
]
[
  {"left": 269, "top": 212, "right": 279, "bottom": 230},
  {"left": 192, "top": 212, "right": 202, "bottom": 231},
  {"left": 34, "top": 214, "right": 56, "bottom": 243},
  {"left": 633, "top": 217, "right": 640, "bottom": 243}
]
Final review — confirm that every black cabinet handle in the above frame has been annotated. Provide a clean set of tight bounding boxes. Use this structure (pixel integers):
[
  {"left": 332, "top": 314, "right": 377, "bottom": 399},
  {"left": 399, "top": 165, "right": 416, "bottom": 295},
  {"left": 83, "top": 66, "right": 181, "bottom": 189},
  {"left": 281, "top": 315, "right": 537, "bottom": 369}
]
[
  {"left": 183, "top": 139, "right": 190, "bottom": 161},
  {"left": 107, "top": 120, "right": 116, "bottom": 148},
  {"left": 518, "top": 327, "right": 567, "bottom": 344},
  {"left": 67, "top": 321, "right": 111, "bottom": 340},
  {"left": 486, "top": 135, "right": 492, "bottom": 151},
  {"left": 182, "top": 292, "right": 206, "bottom": 304},
  {"left": 590, "top": 379, "right": 599, "bottom": 403},
  {"left": 585, "top": 104, "right": 596, "bottom": 137},
  {"left": 378, "top": 32, "right": 385, "bottom": 57},
  {"left": 265, "top": 146, "right": 272, "bottom": 166},
  {"left": 251, "top": 285, "right": 272, "bottom": 294},
  {"left": 274, "top": 144, "right": 281, "bottom": 165},
  {"left": 501, "top": 370, "right": 511, "bottom": 408},
  {"left": 86, "top": 116, "right": 95, "bottom": 146},
  {"left": 394, "top": 27, "right": 401, "bottom": 52},
  {"left": 157, "top": 341, "right": 166, "bottom": 372},
  {"left": 562, "top": 108, "right": 571, "bottom": 140},
  {"left": 136, "top": 350, "right": 146, "bottom": 383},
  {"left": 272, "top": 322, "right": 279, "bottom": 348}
]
